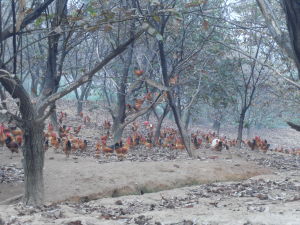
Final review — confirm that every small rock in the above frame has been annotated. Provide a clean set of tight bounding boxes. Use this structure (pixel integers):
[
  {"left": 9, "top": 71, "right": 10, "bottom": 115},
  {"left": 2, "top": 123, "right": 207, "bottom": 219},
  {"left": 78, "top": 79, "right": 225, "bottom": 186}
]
[{"left": 115, "top": 200, "right": 123, "bottom": 205}]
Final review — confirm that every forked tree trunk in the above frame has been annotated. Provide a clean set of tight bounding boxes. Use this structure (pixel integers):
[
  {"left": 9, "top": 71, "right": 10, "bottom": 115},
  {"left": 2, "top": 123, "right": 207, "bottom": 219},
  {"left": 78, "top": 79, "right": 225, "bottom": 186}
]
[
  {"left": 22, "top": 121, "right": 45, "bottom": 205},
  {"left": 154, "top": 105, "right": 169, "bottom": 144}
]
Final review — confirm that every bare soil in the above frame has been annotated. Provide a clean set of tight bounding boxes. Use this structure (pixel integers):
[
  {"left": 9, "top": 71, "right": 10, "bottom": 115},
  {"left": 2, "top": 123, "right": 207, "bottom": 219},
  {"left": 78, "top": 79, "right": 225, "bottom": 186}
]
[{"left": 0, "top": 101, "right": 299, "bottom": 225}]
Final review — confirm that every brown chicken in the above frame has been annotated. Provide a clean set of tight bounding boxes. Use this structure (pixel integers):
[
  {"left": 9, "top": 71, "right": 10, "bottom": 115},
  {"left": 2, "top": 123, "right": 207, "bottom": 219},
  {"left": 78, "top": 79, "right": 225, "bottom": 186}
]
[
  {"left": 79, "top": 139, "right": 88, "bottom": 151},
  {"left": 134, "top": 99, "right": 144, "bottom": 111}
]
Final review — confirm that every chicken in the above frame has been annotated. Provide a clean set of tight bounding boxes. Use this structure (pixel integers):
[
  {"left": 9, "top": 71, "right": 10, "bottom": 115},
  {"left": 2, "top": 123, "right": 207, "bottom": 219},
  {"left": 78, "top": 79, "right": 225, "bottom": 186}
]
[
  {"left": 5, "top": 135, "right": 19, "bottom": 158},
  {"left": 83, "top": 116, "right": 91, "bottom": 125},
  {"left": 134, "top": 99, "right": 144, "bottom": 111},
  {"left": 70, "top": 138, "right": 80, "bottom": 152},
  {"left": 144, "top": 139, "right": 153, "bottom": 148},
  {"left": 103, "top": 141, "right": 123, "bottom": 156},
  {"left": 15, "top": 135, "right": 23, "bottom": 146},
  {"left": 48, "top": 123, "right": 54, "bottom": 133},
  {"left": 63, "top": 140, "right": 72, "bottom": 157},
  {"left": 134, "top": 69, "right": 144, "bottom": 76},
  {"left": 211, "top": 138, "right": 223, "bottom": 151},
  {"left": 175, "top": 138, "right": 185, "bottom": 150},
  {"left": 58, "top": 112, "right": 67, "bottom": 123},
  {"left": 247, "top": 139, "right": 257, "bottom": 151},
  {"left": 192, "top": 135, "right": 202, "bottom": 149},
  {"left": 0, "top": 124, "right": 7, "bottom": 149},
  {"left": 94, "top": 141, "right": 102, "bottom": 158},
  {"left": 10, "top": 127, "right": 23, "bottom": 136},
  {"left": 50, "top": 135, "right": 60, "bottom": 152},
  {"left": 144, "top": 92, "right": 153, "bottom": 101},
  {"left": 103, "top": 120, "right": 111, "bottom": 130},
  {"left": 115, "top": 141, "right": 129, "bottom": 158},
  {"left": 59, "top": 125, "right": 67, "bottom": 138},
  {"left": 169, "top": 74, "right": 179, "bottom": 85},
  {"left": 126, "top": 104, "right": 135, "bottom": 113},
  {"left": 126, "top": 136, "right": 133, "bottom": 148},
  {"left": 79, "top": 139, "right": 88, "bottom": 151}
]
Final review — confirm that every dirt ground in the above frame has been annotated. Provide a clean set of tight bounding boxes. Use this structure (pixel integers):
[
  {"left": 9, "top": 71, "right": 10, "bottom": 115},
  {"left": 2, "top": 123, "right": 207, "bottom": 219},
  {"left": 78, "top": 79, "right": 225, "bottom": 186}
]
[
  {"left": 0, "top": 101, "right": 300, "bottom": 225},
  {"left": 0, "top": 148, "right": 270, "bottom": 204}
]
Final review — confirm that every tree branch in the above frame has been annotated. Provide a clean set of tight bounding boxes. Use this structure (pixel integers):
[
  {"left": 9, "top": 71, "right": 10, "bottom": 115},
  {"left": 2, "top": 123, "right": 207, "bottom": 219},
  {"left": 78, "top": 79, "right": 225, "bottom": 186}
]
[
  {"left": 38, "top": 30, "right": 144, "bottom": 112},
  {"left": 1, "top": 0, "right": 56, "bottom": 41}
]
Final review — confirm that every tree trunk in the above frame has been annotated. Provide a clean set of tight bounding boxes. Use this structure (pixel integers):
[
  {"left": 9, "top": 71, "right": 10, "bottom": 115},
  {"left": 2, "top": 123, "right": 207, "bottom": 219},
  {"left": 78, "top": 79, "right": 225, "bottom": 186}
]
[
  {"left": 213, "top": 120, "right": 221, "bottom": 136},
  {"left": 247, "top": 126, "right": 251, "bottom": 139},
  {"left": 0, "top": 86, "right": 7, "bottom": 109},
  {"left": 154, "top": 105, "right": 169, "bottom": 145},
  {"left": 77, "top": 100, "right": 83, "bottom": 115},
  {"left": 158, "top": 40, "right": 193, "bottom": 157},
  {"left": 182, "top": 109, "right": 191, "bottom": 130},
  {"left": 112, "top": 125, "right": 125, "bottom": 144},
  {"left": 22, "top": 121, "right": 45, "bottom": 206},
  {"left": 50, "top": 109, "right": 59, "bottom": 129},
  {"left": 237, "top": 109, "right": 246, "bottom": 148}
]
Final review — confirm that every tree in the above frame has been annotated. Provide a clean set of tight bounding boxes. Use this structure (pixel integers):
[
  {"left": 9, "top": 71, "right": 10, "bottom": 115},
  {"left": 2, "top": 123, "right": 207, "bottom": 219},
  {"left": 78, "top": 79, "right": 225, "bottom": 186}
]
[{"left": 0, "top": 0, "right": 143, "bottom": 205}]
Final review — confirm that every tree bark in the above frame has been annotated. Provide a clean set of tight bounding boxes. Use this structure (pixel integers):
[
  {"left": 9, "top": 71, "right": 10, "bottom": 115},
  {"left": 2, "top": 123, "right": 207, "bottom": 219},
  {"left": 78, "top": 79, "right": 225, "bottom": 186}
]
[
  {"left": 158, "top": 40, "right": 193, "bottom": 157},
  {"left": 22, "top": 120, "right": 45, "bottom": 206},
  {"left": 237, "top": 109, "right": 246, "bottom": 148},
  {"left": 154, "top": 105, "right": 169, "bottom": 145}
]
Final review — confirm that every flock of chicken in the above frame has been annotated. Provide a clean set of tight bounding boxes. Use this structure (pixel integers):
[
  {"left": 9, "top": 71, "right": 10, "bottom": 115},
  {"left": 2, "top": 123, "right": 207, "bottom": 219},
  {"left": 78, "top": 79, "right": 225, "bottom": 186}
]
[{"left": 1, "top": 110, "right": 300, "bottom": 159}]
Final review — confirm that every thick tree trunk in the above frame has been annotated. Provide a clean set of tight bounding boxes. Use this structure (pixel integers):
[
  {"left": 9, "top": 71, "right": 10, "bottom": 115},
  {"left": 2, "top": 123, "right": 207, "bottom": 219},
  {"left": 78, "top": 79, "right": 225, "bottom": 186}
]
[
  {"left": 237, "top": 109, "right": 246, "bottom": 148},
  {"left": 22, "top": 121, "right": 45, "bottom": 206},
  {"left": 113, "top": 125, "right": 125, "bottom": 144}
]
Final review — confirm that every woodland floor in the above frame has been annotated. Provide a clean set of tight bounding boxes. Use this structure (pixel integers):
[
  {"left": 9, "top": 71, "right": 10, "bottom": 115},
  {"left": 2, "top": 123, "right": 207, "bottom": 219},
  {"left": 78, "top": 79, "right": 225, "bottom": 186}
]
[{"left": 0, "top": 101, "right": 300, "bottom": 225}]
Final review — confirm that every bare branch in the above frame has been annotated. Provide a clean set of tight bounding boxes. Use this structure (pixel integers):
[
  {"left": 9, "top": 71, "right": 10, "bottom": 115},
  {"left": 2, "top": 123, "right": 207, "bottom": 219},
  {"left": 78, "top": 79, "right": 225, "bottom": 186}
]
[{"left": 38, "top": 30, "right": 145, "bottom": 112}]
